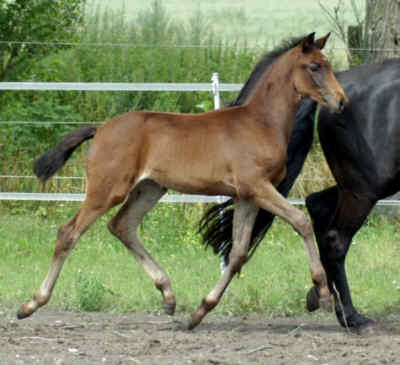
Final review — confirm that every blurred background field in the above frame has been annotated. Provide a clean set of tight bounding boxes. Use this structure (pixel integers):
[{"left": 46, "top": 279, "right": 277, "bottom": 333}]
[{"left": 98, "top": 0, "right": 363, "bottom": 50}]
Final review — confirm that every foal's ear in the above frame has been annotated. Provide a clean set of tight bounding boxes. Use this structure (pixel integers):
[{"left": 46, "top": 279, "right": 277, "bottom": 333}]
[
  {"left": 315, "top": 32, "right": 331, "bottom": 50},
  {"left": 301, "top": 32, "right": 316, "bottom": 53}
]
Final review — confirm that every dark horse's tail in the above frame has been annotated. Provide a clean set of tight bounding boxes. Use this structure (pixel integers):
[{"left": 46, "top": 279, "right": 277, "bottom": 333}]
[
  {"left": 34, "top": 127, "right": 97, "bottom": 182},
  {"left": 198, "top": 99, "right": 317, "bottom": 265}
]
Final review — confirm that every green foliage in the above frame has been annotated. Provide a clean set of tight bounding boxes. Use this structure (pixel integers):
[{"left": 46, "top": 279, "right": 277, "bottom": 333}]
[
  {"left": 0, "top": 0, "right": 87, "bottom": 81},
  {"left": 75, "top": 270, "right": 108, "bottom": 311},
  {"left": 0, "top": 0, "right": 88, "bottom": 188},
  {"left": 0, "top": 97, "right": 79, "bottom": 156}
]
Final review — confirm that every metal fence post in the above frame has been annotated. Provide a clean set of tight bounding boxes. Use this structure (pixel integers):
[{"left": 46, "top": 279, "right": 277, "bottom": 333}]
[
  {"left": 212, "top": 72, "right": 226, "bottom": 273},
  {"left": 211, "top": 72, "right": 221, "bottom": 110}
]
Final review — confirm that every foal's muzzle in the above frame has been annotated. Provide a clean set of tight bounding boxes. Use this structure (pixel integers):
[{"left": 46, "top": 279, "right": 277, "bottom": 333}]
[{"left": 325, "top": 92, "right": 348, "bottom": 113}]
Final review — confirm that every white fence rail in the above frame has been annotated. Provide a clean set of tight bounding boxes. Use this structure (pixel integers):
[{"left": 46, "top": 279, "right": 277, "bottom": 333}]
[
  {"left": 1, "top": 192, "right": 399, "bottom": 207},
  {"left": 0, "top": 192, "right": 231, "bottom": 204},
  {"left": 0, "top": 81, "right": 242, "bottom": 92}
]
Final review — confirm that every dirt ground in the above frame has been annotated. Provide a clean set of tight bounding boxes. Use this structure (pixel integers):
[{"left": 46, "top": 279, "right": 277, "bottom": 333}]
[{"left": 1, "top": 308, "right": 400, "bottom": 365}]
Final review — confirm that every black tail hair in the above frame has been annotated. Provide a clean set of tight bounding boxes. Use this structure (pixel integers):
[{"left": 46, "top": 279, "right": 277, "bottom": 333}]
[
  {"left": 198, "top": 100, "right": 317, "bottom": 265},
  {"left": 34, "top": 127, "right": 97, "bottom": 182}
]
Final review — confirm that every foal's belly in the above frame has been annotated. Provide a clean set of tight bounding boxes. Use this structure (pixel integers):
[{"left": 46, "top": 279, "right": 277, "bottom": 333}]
[{"left": 150, "top": 170, "right": 237, "bottom": 197}]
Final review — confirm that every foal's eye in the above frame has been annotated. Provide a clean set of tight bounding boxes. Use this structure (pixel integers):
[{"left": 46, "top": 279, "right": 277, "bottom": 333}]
[{"left": 310, "top": 64, "right": 321, "bottom": 72}]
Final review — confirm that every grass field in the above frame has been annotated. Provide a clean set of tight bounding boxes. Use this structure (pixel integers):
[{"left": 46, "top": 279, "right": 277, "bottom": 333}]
[{"left": 1, "top": 202, "right": 399, "bottom": 318}]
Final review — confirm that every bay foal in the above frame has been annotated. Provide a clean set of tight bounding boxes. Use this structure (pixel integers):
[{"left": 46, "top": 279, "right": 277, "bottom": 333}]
[{"left": 18, "top": 33, "right": 347, "bottom": 329}]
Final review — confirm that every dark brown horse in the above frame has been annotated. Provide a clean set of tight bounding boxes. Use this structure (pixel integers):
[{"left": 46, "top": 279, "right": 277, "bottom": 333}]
[{"left": 18, "top": 33, "right": 346, "bottom": 329}]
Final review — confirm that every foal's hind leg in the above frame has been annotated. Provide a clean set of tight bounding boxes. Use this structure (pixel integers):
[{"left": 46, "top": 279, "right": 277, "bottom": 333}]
[
  {"left": 252, "top": 182, "right": 331, "bottom": 311},
  {"left": 189, "top": 200, "right": 258, "bottom": 329},
  {"left": 17, "top": 198, "right": 111, "bottom": 319},
  {"left": 107, "top": 180, "right": 176, "bottom": 315}
]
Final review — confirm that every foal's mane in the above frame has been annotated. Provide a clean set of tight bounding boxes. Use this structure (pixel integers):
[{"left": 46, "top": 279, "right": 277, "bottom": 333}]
[
  {"left": 229, "top": 36, "right": 305, "bottom": 107},
  {"left": 199, "top": 35, "right": 315, "bottom": 265}
]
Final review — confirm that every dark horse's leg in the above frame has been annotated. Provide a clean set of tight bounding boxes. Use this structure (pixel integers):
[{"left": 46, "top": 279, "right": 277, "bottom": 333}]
[{"left": 306, "top": 186, "right": 376, "bottom": 331}]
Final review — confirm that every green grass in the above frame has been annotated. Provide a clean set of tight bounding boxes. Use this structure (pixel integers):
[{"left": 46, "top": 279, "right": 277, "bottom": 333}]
[{"left": 0, "top": 202, "right": 399, "bottom": 319}]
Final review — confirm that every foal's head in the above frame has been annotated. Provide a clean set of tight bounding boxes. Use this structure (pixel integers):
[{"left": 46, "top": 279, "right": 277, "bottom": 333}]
[{"left": 291, "top": 32, "right": 347, "bottom": 112}]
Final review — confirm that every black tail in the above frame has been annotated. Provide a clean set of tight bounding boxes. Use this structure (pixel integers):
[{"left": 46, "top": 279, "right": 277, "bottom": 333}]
[
  {"left": 34, "top": 127, "right": 97, "bottom": 182},
  {"left": 198, "top": 99, "right": 317, "bottom": 264}
]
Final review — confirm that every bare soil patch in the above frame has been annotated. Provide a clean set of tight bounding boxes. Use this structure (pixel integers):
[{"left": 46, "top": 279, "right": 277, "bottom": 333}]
[{"left": 1, "top": 309, "right": 399, "bottom": 364}]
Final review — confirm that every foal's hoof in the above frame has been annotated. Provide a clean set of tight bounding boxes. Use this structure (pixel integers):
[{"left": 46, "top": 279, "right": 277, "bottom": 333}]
[
  {"left": 187, "top": 311, "right": 203, "bottom": 331},
  {"left": 163, "top": 301, "right": 176, "bottom": 316},
  {"left": 306, "top": 286, "right": 320, "bottom": 312},
  {"left": 319, "top": 295, "right": 333, "bottom": 312},
  {"left": 16, "top": 306, "right": 31, "bottom": 320},
  {"left": 306, "top": 286, "right": 332, "bottom": 312},
  {"left": 187, "top": 318, "right": 199, "bottom": 331}
]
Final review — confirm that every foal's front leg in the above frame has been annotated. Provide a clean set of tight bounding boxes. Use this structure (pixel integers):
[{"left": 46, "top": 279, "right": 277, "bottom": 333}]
[
  {"left": 253, "top": 182, "right": 332, "bottom": 311},
  {"left": 189, "top": 200, "right": 258, "bottom": 329}
]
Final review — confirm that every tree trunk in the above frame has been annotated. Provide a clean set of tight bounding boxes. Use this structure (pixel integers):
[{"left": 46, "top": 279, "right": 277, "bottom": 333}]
[
  {"left": 365, "top": 0, "right": 400, "bottom": 212},
  {"left": 364, "top": 0, "right": 400, "bottom": 63}
]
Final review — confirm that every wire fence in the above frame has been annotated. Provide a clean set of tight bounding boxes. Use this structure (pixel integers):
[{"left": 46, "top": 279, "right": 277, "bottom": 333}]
[{"left": 1, "top": 40, "right": 400, "bottom": 54}]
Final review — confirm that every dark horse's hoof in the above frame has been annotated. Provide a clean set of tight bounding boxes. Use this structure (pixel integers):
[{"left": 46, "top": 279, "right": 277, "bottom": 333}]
[
  {"left": 338, "top": 312, "right": 375, "bottom": 335},
  {"left": 356, "top": 322, "right": 375, "bottom": 336},
  {"left": 306, "top": 286, "right": 320, "bottom": 312}
]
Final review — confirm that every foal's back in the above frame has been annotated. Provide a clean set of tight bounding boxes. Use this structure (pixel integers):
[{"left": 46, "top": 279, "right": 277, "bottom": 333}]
[{"left": 87, "top": 107, "right": 286, "bottom": 197}]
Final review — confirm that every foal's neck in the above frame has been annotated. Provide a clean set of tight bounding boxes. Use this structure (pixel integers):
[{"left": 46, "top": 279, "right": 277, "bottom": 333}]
[{"left": 244, "top": 52, "right": 300, "bottom": 141}]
